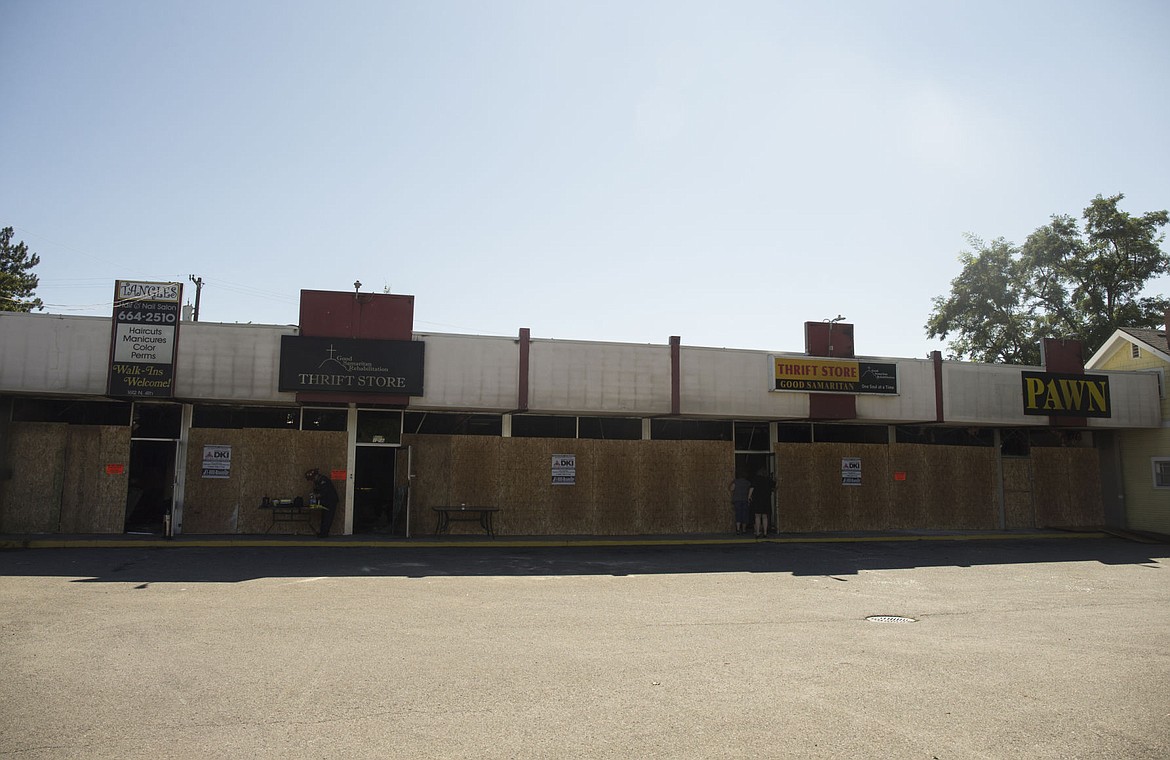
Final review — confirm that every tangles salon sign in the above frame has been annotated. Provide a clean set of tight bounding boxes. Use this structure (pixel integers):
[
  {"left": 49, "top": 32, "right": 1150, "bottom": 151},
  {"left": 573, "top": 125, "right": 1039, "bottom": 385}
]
[
  {"left": 107, "top": 280, "right": 183, "bottom": 398},
  {"left": 279, "top": 336, "right": 425, "bottom": 395}
]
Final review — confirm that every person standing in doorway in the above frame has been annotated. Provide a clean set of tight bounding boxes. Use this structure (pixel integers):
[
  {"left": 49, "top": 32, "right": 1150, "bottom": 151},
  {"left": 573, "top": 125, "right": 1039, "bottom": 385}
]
[
  {"left": 750, "top": 468, "right": 775, "bottom": 539},
  {"left": 305, "top": 468, "right": 339, "bottom": 538},
  {"left": 728, "top": 472, "right": 753, "bottom": 535}
]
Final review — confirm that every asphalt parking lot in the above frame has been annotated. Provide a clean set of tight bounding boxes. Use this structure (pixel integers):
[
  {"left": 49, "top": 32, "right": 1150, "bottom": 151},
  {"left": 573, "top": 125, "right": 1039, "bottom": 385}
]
[{"left": 1, "top": 537, "right": 1167, "bottom": 759}]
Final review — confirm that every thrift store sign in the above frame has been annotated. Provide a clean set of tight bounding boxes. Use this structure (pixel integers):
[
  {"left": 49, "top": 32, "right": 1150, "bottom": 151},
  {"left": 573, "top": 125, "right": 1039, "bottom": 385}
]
[
  {"left": 278, "top": 336, "right": 425, "bottom": 395},
  {"left": 107, "top": 280, "right": 183, "bottom": 398},
  {"left": 772, "top": 357, "right": 898, "bottom": 395}
]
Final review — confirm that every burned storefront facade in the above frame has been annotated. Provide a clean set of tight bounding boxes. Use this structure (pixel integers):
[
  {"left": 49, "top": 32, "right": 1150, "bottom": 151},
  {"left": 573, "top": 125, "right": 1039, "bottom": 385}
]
[{"left": 0, "top": 286, "right": 1161, "bottom": 537}]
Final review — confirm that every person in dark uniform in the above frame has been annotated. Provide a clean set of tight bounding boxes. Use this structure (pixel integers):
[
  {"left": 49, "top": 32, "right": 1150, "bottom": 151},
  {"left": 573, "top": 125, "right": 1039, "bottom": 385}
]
[{"left": 304, "top": 468, "right": 339, "bottom": 537}]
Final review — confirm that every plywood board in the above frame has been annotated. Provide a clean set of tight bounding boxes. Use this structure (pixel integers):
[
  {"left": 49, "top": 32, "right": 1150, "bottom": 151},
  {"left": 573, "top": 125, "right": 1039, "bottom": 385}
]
[
  {"left": 58, "top": 425, "right": 129, "bottom": 533},
  {"left": 1002, "top": 459, "right": 1034, "bottom": 529},
  {"left": 404, "top": 435, "right": 733, "bottom": 536},
  {"left": 182, "top": 428, "right": 346, "bottom": 534},
  {"left": 1032, "top": 448, "right": 1103, "bottom": 527},
  {"left": 0, "top": 423, "right": 67, "bottom": 533},
  {"left": 779, "top": 441, "right": 999, "bottom": 532}
]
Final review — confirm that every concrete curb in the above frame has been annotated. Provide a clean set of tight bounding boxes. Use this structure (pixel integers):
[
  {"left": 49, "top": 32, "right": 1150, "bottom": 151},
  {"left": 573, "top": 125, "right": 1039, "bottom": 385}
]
[{"left": 0, "top": 531, "right": 1111, "bottom": 550}]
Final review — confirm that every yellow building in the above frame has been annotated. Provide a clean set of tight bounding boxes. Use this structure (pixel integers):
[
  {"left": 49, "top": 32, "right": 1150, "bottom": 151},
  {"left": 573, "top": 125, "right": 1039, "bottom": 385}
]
[{"left": 1087, "top": 326, "right": 1170, "bottom": 536}]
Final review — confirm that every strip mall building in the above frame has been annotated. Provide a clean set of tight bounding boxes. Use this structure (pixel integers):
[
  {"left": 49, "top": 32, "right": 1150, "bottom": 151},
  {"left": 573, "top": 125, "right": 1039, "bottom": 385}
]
[{"left": 0, "top": 285, "right": 1163, "bottom": 537}]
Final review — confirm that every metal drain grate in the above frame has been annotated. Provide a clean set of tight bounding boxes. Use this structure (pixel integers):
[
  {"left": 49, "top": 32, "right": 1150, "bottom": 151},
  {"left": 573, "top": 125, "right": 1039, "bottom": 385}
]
[{"left": 866, "top": 615, "right": 917, "bottom": 624}]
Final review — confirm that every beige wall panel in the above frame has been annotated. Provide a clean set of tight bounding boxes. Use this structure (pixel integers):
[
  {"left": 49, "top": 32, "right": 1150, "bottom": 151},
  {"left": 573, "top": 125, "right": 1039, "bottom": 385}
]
[
  {"left": 1032, "top": 448, "right": 1103, "bottom": 527},
  {"left": 681, "top": 347, "right": 807, "bottom": 419},
  {"left": 175, "top": 322, "right": 296, "bottom": 403},
  {"left": 58, "top": 426, "right": 129, "bottom": 533},
  {"left": 682, "top": 350, "right": 935, "bottom": 423},
  {"left": 1084, "top": 372, "right": 1162, "bottom": 429},
  {"left": 182, "top": 429, "right": 346, "bottom": 535},
  {"left": 529, "top": 340, "right": 672, "bottom": 416},
  {"left": 0, "top": 423, "right": 67, "bottom": 532},
  {"left": 412, "top": 333, "right": 519, "bottom": 412},
  {"left": 855, "top": 360, "right": 938, "bottom": 423},
  {"left": 0, "top": 314, "right": 110, "bottom": 395},
  {"left": 944, "top": 363, "right": 1038, "bottom": 426},
  {"left": 4, "top": 315, "right": 1162, "bottom": 434},
  {"left": 945, "top": 361, "right": 1160, "bottom": 429}
]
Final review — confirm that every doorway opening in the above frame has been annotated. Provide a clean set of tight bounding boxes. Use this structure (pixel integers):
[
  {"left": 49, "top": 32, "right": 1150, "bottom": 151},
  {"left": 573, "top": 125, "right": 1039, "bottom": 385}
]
[
  {"left": 124, "top": 439, "right": 176, "bottom": 534},
  {"left": 352, "top": 446, "right": 401, "bottom": 534},
  {"left": 735, "top": 452, "right": 776, "bottom": 533}
]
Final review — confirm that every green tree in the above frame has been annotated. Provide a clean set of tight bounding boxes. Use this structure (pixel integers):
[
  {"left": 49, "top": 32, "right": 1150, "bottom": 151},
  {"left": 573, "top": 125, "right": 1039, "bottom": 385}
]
[
  {"left": 926, "top": 194, "right": 1169, "bottom": 364},
  {"left": 0, "top": 226, "right": 43, "bottom": 312}
]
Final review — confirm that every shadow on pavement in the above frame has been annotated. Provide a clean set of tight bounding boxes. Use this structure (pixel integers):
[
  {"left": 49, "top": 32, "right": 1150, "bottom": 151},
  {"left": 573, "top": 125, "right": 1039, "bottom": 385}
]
[{"left": 0, "top": 538, "right": 1165, "bottom": 584}]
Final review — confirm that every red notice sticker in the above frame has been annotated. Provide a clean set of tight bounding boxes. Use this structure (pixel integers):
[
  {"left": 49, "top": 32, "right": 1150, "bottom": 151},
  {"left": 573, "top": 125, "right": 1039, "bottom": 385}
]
[
  {"left": 893, "top": 471, "right": 907, "bottom": 481},
  {"left": 105, "top": 464, "right": 125, "bottom": 475},
  {"left": 330, "top": 469, "right": 347, "bottom": 481}
]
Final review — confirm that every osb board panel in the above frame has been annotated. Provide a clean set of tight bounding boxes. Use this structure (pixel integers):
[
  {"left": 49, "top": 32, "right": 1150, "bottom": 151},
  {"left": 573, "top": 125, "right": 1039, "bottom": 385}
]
[
  {"left": 1002, "top": 459, "right": 1034, "bottom": 529},
  {"left": 776, "top": 443, "right": 891, "bottom": 532},
  {"left": 58, "top": 426, "right": 130, "bottom": 533},
  {"left": 592, "top": 440, "right": 650, "bottom": 533},
  {"left": 664, "top": 437, "right": 734, "bottom": 533},
  {"left": 450, "top": 436, "right": 504, "bottom": 513},
  {"left": 1031, "top": 448, "right": 1103, "bottom": 527},
  {"left": 0, "top": 423, "right": 67, "bottom": 533},
  {"left": 779, "top": 443, "right": 999, "bottom": 532},
  {"left": 886, "top": 445, "right": 928, "bottom": 530},
  {"left": 182, "top": 429, "right": 347, "bottom": 534},
  {"left": 402, "top": 435, "right": 453, "bottom": 509},
  {"left": 889, "top": 444, "right": 998, "bottom": 531},
  {"left": 1001, "top": 458, "right": 1033, "bottom": 493},
  {"left": 497, "top": 438, "right": 596, "bottom": 535},
  {"left": 402, "top": 436, "right": 733, "bottom": 536},
  {"left": 919, "top": 445, "right": 998, "bottom": 530}
]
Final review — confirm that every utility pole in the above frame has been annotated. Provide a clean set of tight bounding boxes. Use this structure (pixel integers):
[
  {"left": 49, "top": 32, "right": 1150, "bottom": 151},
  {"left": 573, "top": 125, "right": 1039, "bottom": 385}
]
[{"left": 189, "top": 275, "right": 203, "bottom": 322}]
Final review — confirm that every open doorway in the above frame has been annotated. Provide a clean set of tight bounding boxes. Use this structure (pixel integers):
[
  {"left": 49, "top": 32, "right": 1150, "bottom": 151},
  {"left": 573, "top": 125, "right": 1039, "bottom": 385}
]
[
  {"left": 352, "top": 446, "right": 400, "bottom": 534},
  {"left": 735, "top": 452, "right": 776, "bottom": 534},
  {"left": 124, "top": 439, "right": 176, "bottom": 534}
]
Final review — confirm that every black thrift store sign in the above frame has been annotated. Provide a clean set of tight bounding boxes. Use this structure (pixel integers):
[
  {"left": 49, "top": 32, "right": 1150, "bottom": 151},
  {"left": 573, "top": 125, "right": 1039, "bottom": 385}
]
[
  {"left": 107, "top": 280, "right": 183, "bottom": 398},
  {"left": 279, "top": 336, "right": 425, "bottom": 396}
]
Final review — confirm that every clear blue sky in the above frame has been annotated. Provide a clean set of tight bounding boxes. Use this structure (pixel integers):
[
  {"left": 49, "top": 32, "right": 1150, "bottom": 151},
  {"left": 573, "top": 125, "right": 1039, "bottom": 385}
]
[{"left": 3, "top": 1, "right": 1167, "bottom": 358}]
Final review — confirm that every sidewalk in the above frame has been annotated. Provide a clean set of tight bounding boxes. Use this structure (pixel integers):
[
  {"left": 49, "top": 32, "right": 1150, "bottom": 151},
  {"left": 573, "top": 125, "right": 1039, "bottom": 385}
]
[{"left": 0, "top": 527, "right": 1123, "bottom": 550}]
